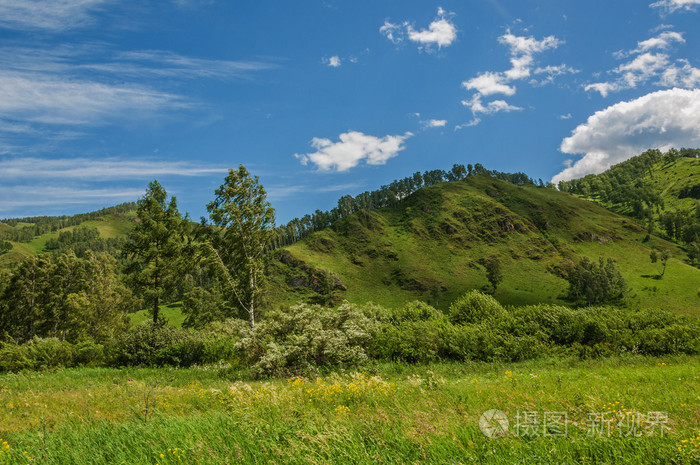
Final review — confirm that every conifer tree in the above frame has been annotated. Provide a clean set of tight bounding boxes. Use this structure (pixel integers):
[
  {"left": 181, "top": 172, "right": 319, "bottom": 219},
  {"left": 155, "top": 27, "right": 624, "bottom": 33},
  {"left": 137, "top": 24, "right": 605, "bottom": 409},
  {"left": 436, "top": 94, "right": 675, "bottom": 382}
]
[{"left": 123, "top": 180, "right": 184, "bottom": 324}]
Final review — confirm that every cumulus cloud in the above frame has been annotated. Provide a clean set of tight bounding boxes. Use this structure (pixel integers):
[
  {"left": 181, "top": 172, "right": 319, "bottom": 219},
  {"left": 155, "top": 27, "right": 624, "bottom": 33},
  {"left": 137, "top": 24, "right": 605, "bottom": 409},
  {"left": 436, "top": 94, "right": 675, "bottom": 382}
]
[
  {"left": 295, "top": 131, "right": 412, "bottom": 172},
  {"left": 461, "top": 29, "right": 566, "bottom": 120},
  {"left": 325, "top": 56, "right": 341, "bottom": 67},
  {"left": 380, "top": 7, "right": 457, "bottom": 52},
  {"left": 552, "top": 88, "right": 700, "bottom": 183},
  {"left": 585, "top": 30, "right": 692, "bottom": 96},
  {"left": 463, "top": 72, "right": 516, "bottom": 97},
  {"left": 659, "top": 59, "right": 700, "bottom": 87},
  {"left": 632, "top": 31, "right": 685, "bottom": 53},
  {"left": 650, "top": 0, "right": 700, "bottom": 13}
]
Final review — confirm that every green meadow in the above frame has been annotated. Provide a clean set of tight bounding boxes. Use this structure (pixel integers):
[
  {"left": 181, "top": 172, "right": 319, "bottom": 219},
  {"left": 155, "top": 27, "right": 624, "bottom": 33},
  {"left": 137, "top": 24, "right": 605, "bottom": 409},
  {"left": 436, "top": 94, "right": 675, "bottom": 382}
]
[{"left": 0, "top": 356, "right": 697, "bottom": 464}]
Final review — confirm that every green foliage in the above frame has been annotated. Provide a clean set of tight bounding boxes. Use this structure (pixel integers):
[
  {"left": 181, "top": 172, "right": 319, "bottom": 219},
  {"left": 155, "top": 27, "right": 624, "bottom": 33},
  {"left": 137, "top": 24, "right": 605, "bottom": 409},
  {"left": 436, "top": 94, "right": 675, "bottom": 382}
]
[
  {"left": 566, "top": 257, "right": 627, "bottom": 305},
  {"left": 448, "top": 290, "right": 506, "bottom": 325},
  {"left": 122, "top": 180, "right": 185, "bottom": 323},
  {"left": 181, "top": 287, "right": 227, "bottom": 329},
  {"left": 390, "top": 300, "right": 442, "bottom": 323},
  {"left": 0, "top": 240, "right": 11, "bottom": 255},
  {"left": 205, "top": 165, "right": 276, "bottom": 329},
  {"left": 0, "top": 251, "right": 134, "bottom": 344},
  {"left": 234, "top": 302, "right": 383, "bottom": 377},
  {"left": 484, "top": 256, "right": 503, "bottom": 292}
]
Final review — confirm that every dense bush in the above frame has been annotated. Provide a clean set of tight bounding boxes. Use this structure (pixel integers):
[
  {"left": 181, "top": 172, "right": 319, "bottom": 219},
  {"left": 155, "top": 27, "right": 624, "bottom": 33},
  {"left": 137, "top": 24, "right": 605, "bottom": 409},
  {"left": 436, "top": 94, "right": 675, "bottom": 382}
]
[
  {"left": 110, "top": 321, "right": 239, "bottom": 367},
  {"left": 449, "top": 290, "right": 506, "bottom": 325},
  {"left": 0, "top": 290, "right": 697, "bottom": 374},
  {"left": 235, "top": 301, "right": 384, "bottom": 377}
]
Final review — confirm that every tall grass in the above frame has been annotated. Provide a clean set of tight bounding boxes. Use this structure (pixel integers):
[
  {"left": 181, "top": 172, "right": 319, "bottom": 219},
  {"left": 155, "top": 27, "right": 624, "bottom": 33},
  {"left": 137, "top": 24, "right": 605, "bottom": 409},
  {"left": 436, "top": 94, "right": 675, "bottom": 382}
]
[{"left": 0, "top": 355, "right": 697, "bottom": 464}]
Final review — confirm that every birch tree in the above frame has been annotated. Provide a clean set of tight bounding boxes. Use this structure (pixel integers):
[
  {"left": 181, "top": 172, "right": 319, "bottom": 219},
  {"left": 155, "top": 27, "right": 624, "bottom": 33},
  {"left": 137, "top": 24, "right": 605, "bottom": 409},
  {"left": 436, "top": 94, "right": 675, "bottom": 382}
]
[{"left": 206, "top": 166, "right": 275, "bottom": 328}]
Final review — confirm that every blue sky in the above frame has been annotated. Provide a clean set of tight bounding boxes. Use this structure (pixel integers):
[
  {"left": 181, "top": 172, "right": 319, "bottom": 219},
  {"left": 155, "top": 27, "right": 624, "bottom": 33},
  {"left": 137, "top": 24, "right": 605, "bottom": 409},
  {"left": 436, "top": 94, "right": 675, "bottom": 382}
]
[{"left": 1, "top": 0, "right": 700, "bottom": 223}]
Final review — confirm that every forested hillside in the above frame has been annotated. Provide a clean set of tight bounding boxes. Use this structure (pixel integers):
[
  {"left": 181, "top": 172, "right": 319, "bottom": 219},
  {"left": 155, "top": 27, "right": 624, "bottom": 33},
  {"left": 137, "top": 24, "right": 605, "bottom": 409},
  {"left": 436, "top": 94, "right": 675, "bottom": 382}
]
[
  {"left": 0, "top": 203, "right": 136, "bottom": 268},
  {"left": 558, "top": 148, "right": 700, "bottom": 266},
  {"left": 268, "top": 172, "right": 700, "bottom": 313}
]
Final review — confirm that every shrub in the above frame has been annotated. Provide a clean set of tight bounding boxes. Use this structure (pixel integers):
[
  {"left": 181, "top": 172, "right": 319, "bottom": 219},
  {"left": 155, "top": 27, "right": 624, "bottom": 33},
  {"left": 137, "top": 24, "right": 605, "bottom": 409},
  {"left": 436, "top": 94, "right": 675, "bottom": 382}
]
[
  {"left": 449, "top": 290, "right": 506, "bottom": 325},
  {"left": 235, "top": 301, "right": 382, "bottom": 377},
  {"left": 374, "top": 320, "right": 445, "bottom": 363},
  {"left": 390, "top": 300, "right": 443, "bottom": 323}
]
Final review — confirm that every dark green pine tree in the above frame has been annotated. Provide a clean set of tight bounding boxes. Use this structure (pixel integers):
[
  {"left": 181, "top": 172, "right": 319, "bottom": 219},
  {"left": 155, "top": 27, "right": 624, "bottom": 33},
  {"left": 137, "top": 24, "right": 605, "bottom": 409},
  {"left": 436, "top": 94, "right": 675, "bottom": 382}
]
[{"left": 123, "top": 180, "right": 185, "bottom": 324}]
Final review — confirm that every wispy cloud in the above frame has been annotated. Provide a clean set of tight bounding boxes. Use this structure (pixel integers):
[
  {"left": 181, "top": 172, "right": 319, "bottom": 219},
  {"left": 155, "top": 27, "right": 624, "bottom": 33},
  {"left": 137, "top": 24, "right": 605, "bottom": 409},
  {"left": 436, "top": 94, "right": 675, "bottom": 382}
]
[
  {"left": 295, "top": 131, "right": 412, "bottom": 172},
  {"left": 380, "top": 7, "right": 457, "bottom": 52},
  {"left": 0, "top": 43, "right": 275, "bottom": 134},
  {"left": 0, "top": 71, "right": 187, "bottom": 125},
  {"left": 0, "top": 157, "right": 228, "bottom": 180},
  {"left": 421, "top": 119, "right": 447, "bottom": 128},
  {"left": 0, "top": 0, "right": 110, "bottom": 32},
  {"left": 0, "top": 157, "right": 230, "bottom": 215},
  {"left": 0, "top": 186, "right": 144, "bottom": 213},
  {"left": 650, "top": 0, "right": 700, "bottom": 14}
]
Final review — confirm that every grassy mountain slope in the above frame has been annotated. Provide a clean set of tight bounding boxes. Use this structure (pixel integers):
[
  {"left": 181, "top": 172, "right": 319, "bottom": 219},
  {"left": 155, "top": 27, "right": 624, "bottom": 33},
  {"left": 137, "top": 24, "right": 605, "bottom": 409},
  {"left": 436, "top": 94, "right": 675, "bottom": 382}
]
[
  {"left": 268, "top": 175, "right": 700, "bottom": 314},
  {"left": 0, "top": 208, "right": 135, "bottom": 268},
  {"left": 559, "top": 151, "right": 699, "bottom": 220}
]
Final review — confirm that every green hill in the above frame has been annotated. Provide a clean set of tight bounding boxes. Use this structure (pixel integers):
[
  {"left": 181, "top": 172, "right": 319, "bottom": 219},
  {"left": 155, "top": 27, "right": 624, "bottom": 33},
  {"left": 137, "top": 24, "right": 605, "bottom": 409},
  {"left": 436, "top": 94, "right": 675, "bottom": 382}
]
[
  {"left": 268, "top": 174, "right": 700, "bottom": 314},
  {"left": 0, "top": 204, "right": 136, "bottom": 268},
  {"left": 557, "top": 149, "right": 699, "bottom": 226}
]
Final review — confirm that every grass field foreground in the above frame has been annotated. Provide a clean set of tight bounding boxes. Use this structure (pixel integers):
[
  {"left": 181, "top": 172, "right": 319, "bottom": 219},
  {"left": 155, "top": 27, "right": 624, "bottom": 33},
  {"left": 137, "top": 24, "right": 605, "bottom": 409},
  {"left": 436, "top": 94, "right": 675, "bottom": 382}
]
[{"left": 0, "top": 356, "right": 697, "bottom": 464}]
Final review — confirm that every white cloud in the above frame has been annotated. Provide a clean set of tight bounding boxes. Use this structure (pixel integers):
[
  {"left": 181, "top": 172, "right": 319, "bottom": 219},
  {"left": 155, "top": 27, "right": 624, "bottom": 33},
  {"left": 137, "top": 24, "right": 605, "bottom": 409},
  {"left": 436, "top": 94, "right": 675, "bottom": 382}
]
[
  {"left": 380, "top": 7, "right": 457, "bottom": 52},
  {"left": 585, "top": 30, "right": 693, "bottom": 96},
  {"left": 552, "top": 88, "right": 700, "bottom": 183},
  {"left": 461, "top": 95, "right": 522, "bottom": 115},
  {"left": 559, "top": 113, "right": 572, "bottom": 120},
  {"left": 0, "top": 71, "right": 187, "bottom": 125},
  {"left": 422, "top": 119, "right": 447, "bottom": 128},
  {"left": 0, "top": 156, "right": 229, "bottom": 214},
  {"left": 0, "top": 157, "right": 227, "bottom": 180},
  {"left": 406, "top": 7, "right": 457, "bottom": 50},
  {"left": 295, "top": 131, "right": 412, "bottom": 172},
  {"left": 0, "top": 0, "right": 109, "bottom": 32},
  {"left": 532, "top": 64, "right": 579, "bottom": 85},
  {"left": 633, "top": 31, "right": 685, "bottom": 53},
  {"left": 0, "top": 45, "right": 274, "bottom": 132},
  {"left": 650, "top": 0, "right": 700, "bottom": 13},
  {"left": 0, "top": 186, "right": 145, "bottom": 213},
  {"left": 498, "top": 31, "right": 562, "bottom": 56},
  {"left": 463, "top": 72, "right": 516, "bottom": 97},
  {"left": 325, "top": 56, "right": 341, "bottom": 67},
  {"left": 379, "top": 21, "right": 403, "bottom": 44},
  {"left": 461, "top": 29, "right": 565, "bottom": 122},
  {"left": 455, "top": 118, "right": 481, "bottom": 130},
  {"left": 659, "top": 59, "right": 700, "bottom": 87},
  {"left": 616, "top": 52, "right": 670, "bottom": 84}
]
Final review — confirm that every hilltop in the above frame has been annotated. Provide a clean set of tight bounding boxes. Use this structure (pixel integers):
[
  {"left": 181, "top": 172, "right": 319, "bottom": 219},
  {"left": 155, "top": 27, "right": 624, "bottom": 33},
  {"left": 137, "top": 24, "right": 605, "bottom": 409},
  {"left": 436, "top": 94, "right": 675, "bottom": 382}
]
[{"left": 268, "top": 174, "right": 700, "bottom": 314}]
